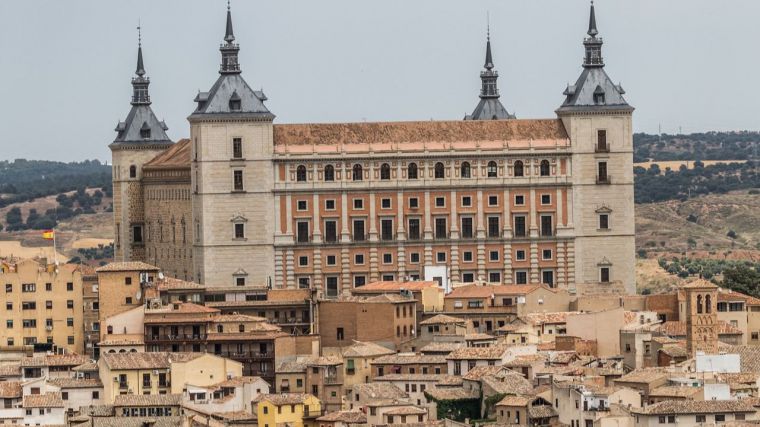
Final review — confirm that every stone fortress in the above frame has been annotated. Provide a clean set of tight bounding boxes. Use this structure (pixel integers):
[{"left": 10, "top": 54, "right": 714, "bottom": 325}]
[{"left": 111, "top": 2, "right": 636, "bottom": 296}]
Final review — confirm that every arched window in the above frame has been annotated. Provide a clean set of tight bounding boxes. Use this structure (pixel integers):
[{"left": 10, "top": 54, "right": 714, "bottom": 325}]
[
  {"left": 540, "top": 160, "right": 551, "bottom": 177},
  {"left": 514, "top": 161, "right": 524, "bottom": 177},
  {"left": 403, "top": 325, "right": 407, "bottom": 336},
  {"left": 697, "top": 295, "right": 703, "bottom": 314},
  {"left": 324, "top": 165, "right": 335, "bottom": 182},
  {"left": 460, "top": 162, "right": 471, "bottom": 178},
  {"left": 434, "top": 162, "right": 445, "bottom": 179},
  {"left": 129, "top": 165, "right": 137, "bottom": 179},
  {"left": 119, "top": 349, "right": 126, "bottom": 353},
  {"left": 296, "top": 165, "right": 307, "bottom": 182},
  {"left": 487, "top": 161, "right": 498, "bottom": 178},
  {"left": 706, "top": 294, "right": 712, "bottom": 313},
  {"left": 407, "top": 163, "right": 418, "bottom": 179},
  {"left": 352, "top": 164, "right": 363, "bottom": 181},
  {"left": 380, "top": 163, "right": 391, "bottom": 180},
  {"left": 396, "top": 326, "right": 400, "bottom": 337},
  {"left": 130, "top": 349, "right": 137, "bottom": 353},
  {"left": 107, "top": 325, "right": 113, "bottom": 335},
  {"left": 238, "top": 324, "right": 245, "bottom": 333}
]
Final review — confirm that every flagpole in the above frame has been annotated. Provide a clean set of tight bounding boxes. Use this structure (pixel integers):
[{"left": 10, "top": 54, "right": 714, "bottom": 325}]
[{"left": 52, "top": 229, "right": 57, "bottom": 266}]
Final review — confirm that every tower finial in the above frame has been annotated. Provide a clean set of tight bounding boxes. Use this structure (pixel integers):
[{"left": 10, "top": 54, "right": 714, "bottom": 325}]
[
  {"left": 484, "top": 13, "right": 494, "bottom": 70},
  {"left": 224, "top": 0, "right": 235, "bottom": 43},
  {"left": 135, "top": 23, "right": 145, "bottom": 77},
  {"left": 219, "top": 1, "right": 241, "bottom": 74},
  {"left": 588, "top": 0, "right": 599, "bottom": 37}
]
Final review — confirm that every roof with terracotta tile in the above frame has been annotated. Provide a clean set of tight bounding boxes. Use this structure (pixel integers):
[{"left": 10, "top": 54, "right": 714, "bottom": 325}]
[
  {"left": 354, "top": 281, "right": 439, "bottom": 292},
  {"left": 272, "top": 119, "right": 569, "bottom": 153},
  {"left": 503, "top": 354, "right": 548, "bottom": 368},
  {"left": 0, "top": 381, "right": 21, "bottom": 398},
  {"left": 95, "top": 262, "right": 160, "bottom": 272},
  {"left": 420, "top": 314, "right": 466, "bottom": 326},
  {"left": 680, "top": 279, "right": 719, "bottom": 289},
  {"left": 144, "top": 139, "right": 191, "bottom": 169},
  {"left": 523, "top": 312, "right": 581, "bottom": 325},
  {"left": 480, "top": 373, "right": 533, "bottom": 396},
  {"left": 211, "top": 376, "right": 265, "bottom": 388},
  {"left": 113, "top": 394, "right": 182, "bottom": 407},
  {"left": 659, "top": 344, "right": 688, "bottom": 358},
  {"left": 496, "top": 395, "right": 534, "bottom": 407},
  {"left": 99, "top": 334, "right": 145, "bottom": 346},
  {"left": 73, "top": 362, "right": 98, "bottom": 372},
  {"left": 384, "top": 406, "right": 427, "bottom": 415},
  {"left": 341, "top": 341, "right": 396, "bottom": 358},
  {"left": 92, "top": 417, "right": 183, "bottom": 427},
  {"left": 375, "top": 374, "right": 457, "bottom": 383},
  {"left": 372, "top": 354, "right": 447, "bottom": 365},
  {"left": 461, "top": 365, "right": 504, "bottom": 381},
  {"left": 721, "top": 346, "right": 760, "bottom": 373},
  {"left": 631, "top": 399, "right": 755, "bottom": 415},
  {"left": 276, "top": 360, "right": 309, "bottom": 373},
  {"left": 48, "top": 378, "right": 103, "bottom": 389},
  {"left": 649, "top": 386, "right": 701, "bottom": 398},
  {"left": 447, "top": 345, "right": 509, "bottom": 360},
  {"left": 446, "top": 284, "right": 542, "bottom": 299},
  {"left": 253, "top": 393, "right": 317, "bottom": 406},
  {"left": 21, "top": 354, "right": 90, "bottom": 367},
  {"left": 156, "top": 277, "right": 205, "bottom": 291},
  {"left": 0, "top": 364, "right": 21, "bottom": 377},
  {"left": 424, "top": 386, "right": 479, "bottom": 401},
  {"left": 212, "top": 313, "right": 268, "bottom": 323},
  {"left": 659, "top": 320, "right": 743, "bottom": 336},
  {"left": 352, "top": 383, "right": 408, "bottom": 400},
  {"left": 420, "top": 342, "right": 463, "bottom": 354},
  {"left": 23, "top": 392, "right": 64, "bottom": 408},
  {"left": 317, "top": 410, "right": 367, "bottom": 423},
  {"left": 266, "top": 289, "right": 312, "bottom": 301},
  {"left": 529, "top": 405, "right": 558, "bottom": 419},
  {"left": 101, "top": 352, "right": 204, "bottom": 370},
  {"left": 615, "top": 369, "right": 668, "bottom": 384}
]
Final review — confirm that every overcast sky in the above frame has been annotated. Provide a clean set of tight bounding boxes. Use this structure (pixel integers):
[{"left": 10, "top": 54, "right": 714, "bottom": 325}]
[{"left": 1, "top": 0, "right": 759, "bottom": 162}]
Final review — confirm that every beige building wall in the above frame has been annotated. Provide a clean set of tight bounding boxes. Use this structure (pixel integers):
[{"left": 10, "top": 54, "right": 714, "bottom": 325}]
[
  {"left": 96, "top": 266, "right": 158, "bottom": 339},
  {"left": 170, "top": 354, "right": 243, "bottom": 394},
  {"left": 0, "top": 260, "right": 84, "bottom": 353},
  {"left": 190, "top": 120, "right": 275, "bottom": 287},
  {"left": 561, "top": 113, "right": 635, "bottom": 294},
  {"left": 566, "top": 308, "right": 627, "bottom": 357}
]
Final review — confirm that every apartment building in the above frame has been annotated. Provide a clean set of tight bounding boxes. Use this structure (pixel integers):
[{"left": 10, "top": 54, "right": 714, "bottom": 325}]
[{"left": 0, "top": 259, "right": 84, "bottom": 353}]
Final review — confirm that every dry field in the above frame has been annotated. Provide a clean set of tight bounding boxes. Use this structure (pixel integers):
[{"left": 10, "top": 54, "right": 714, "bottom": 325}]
[{"left": 634, "top": 159, "right": 747, "bottom": 173}]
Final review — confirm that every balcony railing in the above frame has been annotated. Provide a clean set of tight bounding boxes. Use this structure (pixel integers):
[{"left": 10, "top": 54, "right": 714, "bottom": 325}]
[
  {"left": 215, "top": 351, "right": 273, "bottom": 360},
  {"left": 324, "top": 376, "right": 341, "bottom": 385},
  {"left": 596, "top": 175, "right": 612, "bottom": 184},
  {"left": 595, "top": 144, "right": 610, "bottom": 153},
  {"left": 147, "top": 334, "right": 207, "bottom": 341},
  {"left": 119, "top": 382, "right": 128, "bottom": 390}
]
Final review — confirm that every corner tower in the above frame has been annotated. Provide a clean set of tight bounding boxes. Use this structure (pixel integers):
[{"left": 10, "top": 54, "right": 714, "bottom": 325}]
[
  {"left": 189, "top": 3, "right": 276, "bottom": 286},
  {"left": 465, "top": 25, "right": 515, "bottom": 120},
  {"left": 110, "top": 29, "right": 172, "bottom": 262},
  {"left": 557, "top": 2, "right": 636, "bottom": 294}
]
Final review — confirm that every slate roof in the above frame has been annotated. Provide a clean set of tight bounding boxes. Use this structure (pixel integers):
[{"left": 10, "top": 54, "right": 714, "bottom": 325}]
[
  {"left": 113, "top": 105, "right": 171, "bottom": 146},
  {"left": 558, "top": 67, "right": 631, "bottom": 114},
  {"left": 191, "top": 73, "right": 273, "bottom": 119}
]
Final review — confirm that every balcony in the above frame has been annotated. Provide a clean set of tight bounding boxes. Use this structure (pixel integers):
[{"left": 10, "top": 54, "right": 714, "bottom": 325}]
[
  {"left": 324, "top": 375, "right": 342, "bottom": 385},
  {"left": 158, "top": 382, "right": 170, "bottom": 388},
  {"left": 595, "top": 144, "right": 610, "bottom": 153},
  {"left": 596, "top": 175, "right": 612, "bottom": 184},
  {"left": 217, "top": 351, "right": 273, "bottom": 361},
  {"left": 119, "top": 382, "right": 129, "bottom": 390},
  {"left": 146, "top": 334, "right": 207, "bottom": 342}
]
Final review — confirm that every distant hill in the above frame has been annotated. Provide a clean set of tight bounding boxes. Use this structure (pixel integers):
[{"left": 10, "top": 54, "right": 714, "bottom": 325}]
[
  {"left": 0, "top": 159, "right": 112, "bottom": 208},
  {"left": 634, "top": 131, "right": 759, "bottom": 162}
]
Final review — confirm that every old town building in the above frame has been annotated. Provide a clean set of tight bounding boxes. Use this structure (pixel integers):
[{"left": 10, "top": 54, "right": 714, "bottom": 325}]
[{"left": 111, "top": 2, "right": 636, "bottom": 296}]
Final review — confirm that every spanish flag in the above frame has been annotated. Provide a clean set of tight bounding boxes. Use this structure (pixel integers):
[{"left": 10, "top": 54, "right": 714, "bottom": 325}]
[{"left": 42, "top": 230, "right": 55, "bottom": 240}]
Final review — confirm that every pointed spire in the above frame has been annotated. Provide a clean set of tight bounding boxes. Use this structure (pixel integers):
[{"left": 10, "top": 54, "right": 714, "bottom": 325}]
[
  {"left": 582, "top": 0, "right": 604, "bottom": 68},
  {"left": 224, "top": 0, "right": 235, "bottom": 43},
  {"left": 219, "top": 0, "right": 241, "bottom": 74},
  {"left": 484, "top": 16, "right": 494, "bottom": 70},
  {"left": 135, "top": 24, "right": 145, "bottom": 77},
  {"left": 587, "top": 0, "right": 598, "bottom": 37}
]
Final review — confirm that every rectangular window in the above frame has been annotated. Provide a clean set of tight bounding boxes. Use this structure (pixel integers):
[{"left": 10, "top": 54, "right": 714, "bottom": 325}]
[
  {"left": 436, "top": 252, "right": 447, "bottom": 263},
  {"left": 233, "top": 170, "right": 244, "bottom": 191},
  {"left": 597, "top": 162, "right": 608, "bottom": 183},
  {"left": 488, "top": 195, "right": 498, "bottom": 206},
  {"left": 234, "top": 223, "right": 245, "bottom": 239},
  {"left": 461, "top": 217, "right": 473, "bottom": 238},
  {"left": 597, "top": 129, "right": 607, "bottom": 152},
  {"left": 408, "top": 197, "right": 419, "bottom": 209},
  {"left": 463, "top": 251, "right": 473, "bottom": 262},
  {"left": 382, "top": 253, "right": 392, "bottom": 264},
  {"left": 325, "top": 199, "right": 336, "bottom": 210},
  {"left": 298, "top": 256, "right": 309, "bottom": 267},
  {"left": 45, "top": 283, "right": 52, "bottom": 291},
  {"left": 541, "top": 194, "right": 551, "bottom": 205},
  {"left": 435, "top": 218, "right": 447, "bottom": 239},
  {"left": 5, "top": 302, "right": 10, "bottom": 310},
  {"left": 435, "top": 197, "right": 445, "bottom": 207},
  {"left": 236, "top": 277, "right": 246, "bottom": 286},
  {"left": 407, "top": 218, "right": 420, "bottom": 240},
  {"left": 381, "top": 198, "right": 391, "bottom": 209},
  {"left": 489, "top": 272, "right": 501, "bottom": 283},
  {"left": 488, "top": 217, "right": 500, "bottom": 238},
  {"left": 382, "top": 274, "right": 394, "bottom": 281},
  {"left": 354, "top": 276, "right": 366, "bottom": 287},
  {"left": 4, "top": 284, "right": 11, "bottom": 293},
  {"left": 66, "top": 282, "right": 74, "bottom": 291},
  {"left": 541, "top": 215, "right": 553, "bottom": 237},
  {"left": 66, "top": 300, "right": 74, "bottom": 309},
  {"left": 296, "top": 221, "right": 310, "bottom": 243},
  {"left": 514, "top": 216, "right": 526, "bottom": 237},
  {"left": 232, "top": 137, "right": 242, "bottom": 158},
  {"left": 410, "top": 253, "right": 420, "bottom": 263},
  {"left": 515, "top": 271, "right": 528, "bottom": 285},
  {"left": 381, "top": 219, "right": 394, "bottom": 241},
  {"left": 516, "top": 249, "right": 526, "bottom": 261},
  {"left": 514, "top": 194, "right": 525, "bottom": 205},
  {"left": 489, "top": 250, "right": 499, "bottom": 261},
  {"left": 132, "top": 225, "right": 143, "bottom": 243},
  {"left": 6, "top": 320, "right": 12, "bottom": 328},
  {"left": 326, "top": 255, "right": 337, "bottom": 266},
  {"left": 461, "top": 196, "right": 472, "bottom": 207},
  {"left": 298, "top": 277, "right": 310, "bottom": 289},
  {"left": 462, "top": 273, "right": 474, "bottom": 283},
  {"left": 353, "top": 198, "right": 364, "bottom": 209},
  {"left": 354, "top": 253, "right": 365, "bottom": 265},
  {"left": 542, "top": 270, "right": 554, "bottom": 287},
  {"left": 66, "top": 318, "right": 74, "bottom": 327},
  {"left": 715, "top": 415, "right": 725, "bottom": 422},
  {"left": 542, "top": 249, "right": 552, "bottom": 260},
  {"left": 599, "top": 214, "right": 609, "bottom": 230},
  {"left": 353, "top": 219, "right": 365, "bottom": 241},
  {"left": 600, "top": 267, "right": 610, "bottom": 283},
  {"left": 326, "top": 277, "right": 339, "bottom": 297},
  {"left": 21, "top": 302, "right": 36, "bottom": 310},
  {"left": 324, "top": 220, "right": 337, "bottom": 242},
  {"left": 296, "top": 200, "right": 307, "bottom": 211}
]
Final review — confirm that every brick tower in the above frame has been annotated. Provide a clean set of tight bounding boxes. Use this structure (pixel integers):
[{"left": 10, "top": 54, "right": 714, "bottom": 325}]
[{"left": 684, "top": 279, "right": 719, "bottom": 356}]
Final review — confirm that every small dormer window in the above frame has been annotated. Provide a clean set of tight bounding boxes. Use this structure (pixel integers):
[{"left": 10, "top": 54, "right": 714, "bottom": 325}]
[
  {"left": 593, "top": 85, "right": 606, "bottom": 105},
  {"left": 140, "top": 128, "right": 151, "bottom": 139},
  {"left": 229, "top": 91, "right": 242, "bottom": 111}
]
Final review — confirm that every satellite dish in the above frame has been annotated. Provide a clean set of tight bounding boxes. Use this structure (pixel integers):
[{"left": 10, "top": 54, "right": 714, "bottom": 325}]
[
  {"left": 135, "top": 290, "right": 142, "bottom": 301},
  {"left": 158, "top": 272, "right": 165, "bottom": 280}
]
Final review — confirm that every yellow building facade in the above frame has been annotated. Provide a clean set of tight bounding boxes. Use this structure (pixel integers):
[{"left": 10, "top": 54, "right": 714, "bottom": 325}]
[
  {"left": 0, "top": 259, "right": 84, "bottom": 353},
  {"left": 254, "top": 393, "right": 321, "bottom": 427}
]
